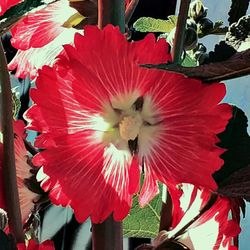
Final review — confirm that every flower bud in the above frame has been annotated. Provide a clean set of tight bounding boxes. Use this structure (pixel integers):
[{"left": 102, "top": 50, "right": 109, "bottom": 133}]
[{"left": 188, "top": 0, "right": 208, "bottom": 21}]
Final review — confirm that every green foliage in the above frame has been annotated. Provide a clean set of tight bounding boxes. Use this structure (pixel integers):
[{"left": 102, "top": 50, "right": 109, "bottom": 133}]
[
  {"left": 123, "top": 184, "right": 162, "bottom": 238},
  {"left": 213, "top": 20, "right": 224, "bottom": 30},
  {"left": 188, "top": 0, "right": 208, "bottom": 21},
  {"left": 12, "top": 90, "right": 21, "bottom": 119},
  {"left": 181, "top": 53, "right": 197, "bottom": 67},
  {"left": 133, "top": 16, "right": 177, "bottom": 33},
  {"left": 198, "top": 20, "right": 225, "bottom": 38}
]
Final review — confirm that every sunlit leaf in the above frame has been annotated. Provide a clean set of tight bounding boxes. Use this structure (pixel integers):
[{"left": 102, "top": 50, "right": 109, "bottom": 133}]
[
  {"left": 213, "top": 20, "right": 224, "bottom": 30},
  {"left": 133, "top": 16, "right": 177, "bottom": 33},
  {"left": 198, "top": 20, "right": 226, "bottom": 38},
  {"left": 181, "top": 53, "right": 197, "bottom": 67},
  {"left": 62, "top": 13, "right": 85, "bottom": 28},
  {"left": 12, "top": 89, "right": 21, "bottom": 119},
  {"left": 123, "top": 185, "right": 162, "bottom": 238}
]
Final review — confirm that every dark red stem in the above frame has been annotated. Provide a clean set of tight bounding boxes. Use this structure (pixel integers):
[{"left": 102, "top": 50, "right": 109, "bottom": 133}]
[
  {"left": 158, "top": 0, "right": 177, "bottom": 235},
  {"left": 98, "top": 0, "right": 125, "bottom": 32},
  {"left": 172, "top": 0, "right": 191, "bottom": 64},
  {"left": 98, "top": 0, "right": 110, "bottom": 29},
  {"left": 92, "top": 1, "right": 125, "bottom": 249},
  {"left": 125, "top": 0, "right": 140, "bottom": 25},
  {"left": 92, "top": 215, "right": 123, "bottom": 250},
  {"left": 0, "top": 41, "right": 24, "bottom": 243},
  {"left": 159, "top": 188, "right": 173, "bottom": 231}
]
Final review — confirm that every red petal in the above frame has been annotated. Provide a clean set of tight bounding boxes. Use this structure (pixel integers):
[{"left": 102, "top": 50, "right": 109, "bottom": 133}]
[
  {"left": 11, "top": 0, "right": 77, "bottom": 50},
  {"left": 0, "top": 0, "right": 22, "bottom": 16},
  {"left": 139, "top": 165, "right": 159, "bottom": 207},
  {"left": 57, "top": 25, "right": 170, "bottom": 102},
  {"left": 144, "top": 77, "right": 232, "bottom": 190},
  {"left": 36, "top": 167, "right": 70, "bottom": 207},
  {"left": 33, "top": 132, "right": 136, "bottom": 223},
  {"left": 25, "top": 64, "right": 105, "bottom": 135},
  {"left": 167, "top": 184, "right": 241, "bottom": 250},
  {"left": 9, "top": 29, "right": 77, "bottom": 79},
  {"left": 17, "top": 239, "right": 55, "bottom": 250},
  {"left": 128, "top": 156, "right": 140, "bottom": 194}
]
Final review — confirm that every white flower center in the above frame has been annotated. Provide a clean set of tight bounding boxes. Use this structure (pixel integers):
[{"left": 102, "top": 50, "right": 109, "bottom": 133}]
[{"left": 119, "top": 114, "right": 143, "bottom": 141}]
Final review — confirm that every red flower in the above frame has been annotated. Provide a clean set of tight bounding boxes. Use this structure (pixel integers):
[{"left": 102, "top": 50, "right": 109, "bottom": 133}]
[
  {"left": 0, "top": 120, "right": 40, "bottom": 225},
  {"left": 25, "top": 25, "right": 231, "bottom": 223},
  {"left": 0, "top": 0, "right": 22, "bottom": 16},
  {"left": 8, "top": 28, "right": 78, "bottom": 79},
  {"left": 154, "top": 184, "right": 241, "bottom": 250},
  {"left": 9, "top": 0, "right": 86, "bottom": 79},
  {"left": 17, "top": 239, "right": 55, "bottom": 250},
  {"left": 11, "top": 0, "right": 86, "bottom": 50}
]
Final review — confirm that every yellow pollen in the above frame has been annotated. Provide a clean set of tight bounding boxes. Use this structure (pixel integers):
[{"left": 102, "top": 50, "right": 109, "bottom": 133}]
[{"left": 119, "top": 115, "right": 142, "bottom": 141}]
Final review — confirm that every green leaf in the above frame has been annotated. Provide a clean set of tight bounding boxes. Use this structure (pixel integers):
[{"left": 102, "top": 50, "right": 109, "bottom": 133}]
[
  {"left": 213, "top": 20, "right": 224, "bottom": 30},
  {"left": 181, "top": 53, "right": 197, "bottom": 67},
  {"left": 133, "top": 16, "right": 177, "bottom": 33},
  {"left": 167, "top": 15, "right": 178, "bottom": 27},
  {"left": 198, "top": 20, "right": 226, "bottom": 38},
  {"left": 12, "top": 89, "right": 21, "bottom": 119},
  {"left": 123, "top": 184, "right": 162, "bottom": 238}
]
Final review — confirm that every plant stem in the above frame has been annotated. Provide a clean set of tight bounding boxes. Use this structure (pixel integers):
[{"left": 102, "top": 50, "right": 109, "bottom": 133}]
[
  {"left": 92, "top": 215, "right": 123, "bottom": 250},
  {"left": 98, "top": 0, "right": 125, "bottom": 32},
  {"left": 158, "top": 0, "right": 177, "bottom": 236},
  {"left": 0, "top": 41, "right": 24, "bottom": 243},
  {"left": 93, "top": 2, "right": 125, "bottom": 249},
  {"left": 172, "top": 0, "right": 191, "bottom": 64},
  {"left": 98, "top": 0, "right": 110, "bottom": 29},
  {"left": 159, "top": 186, "right": 172, "bottom": 231},
  {"left": 125, "top": 0, "right": 140, "bottom": 25}
]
